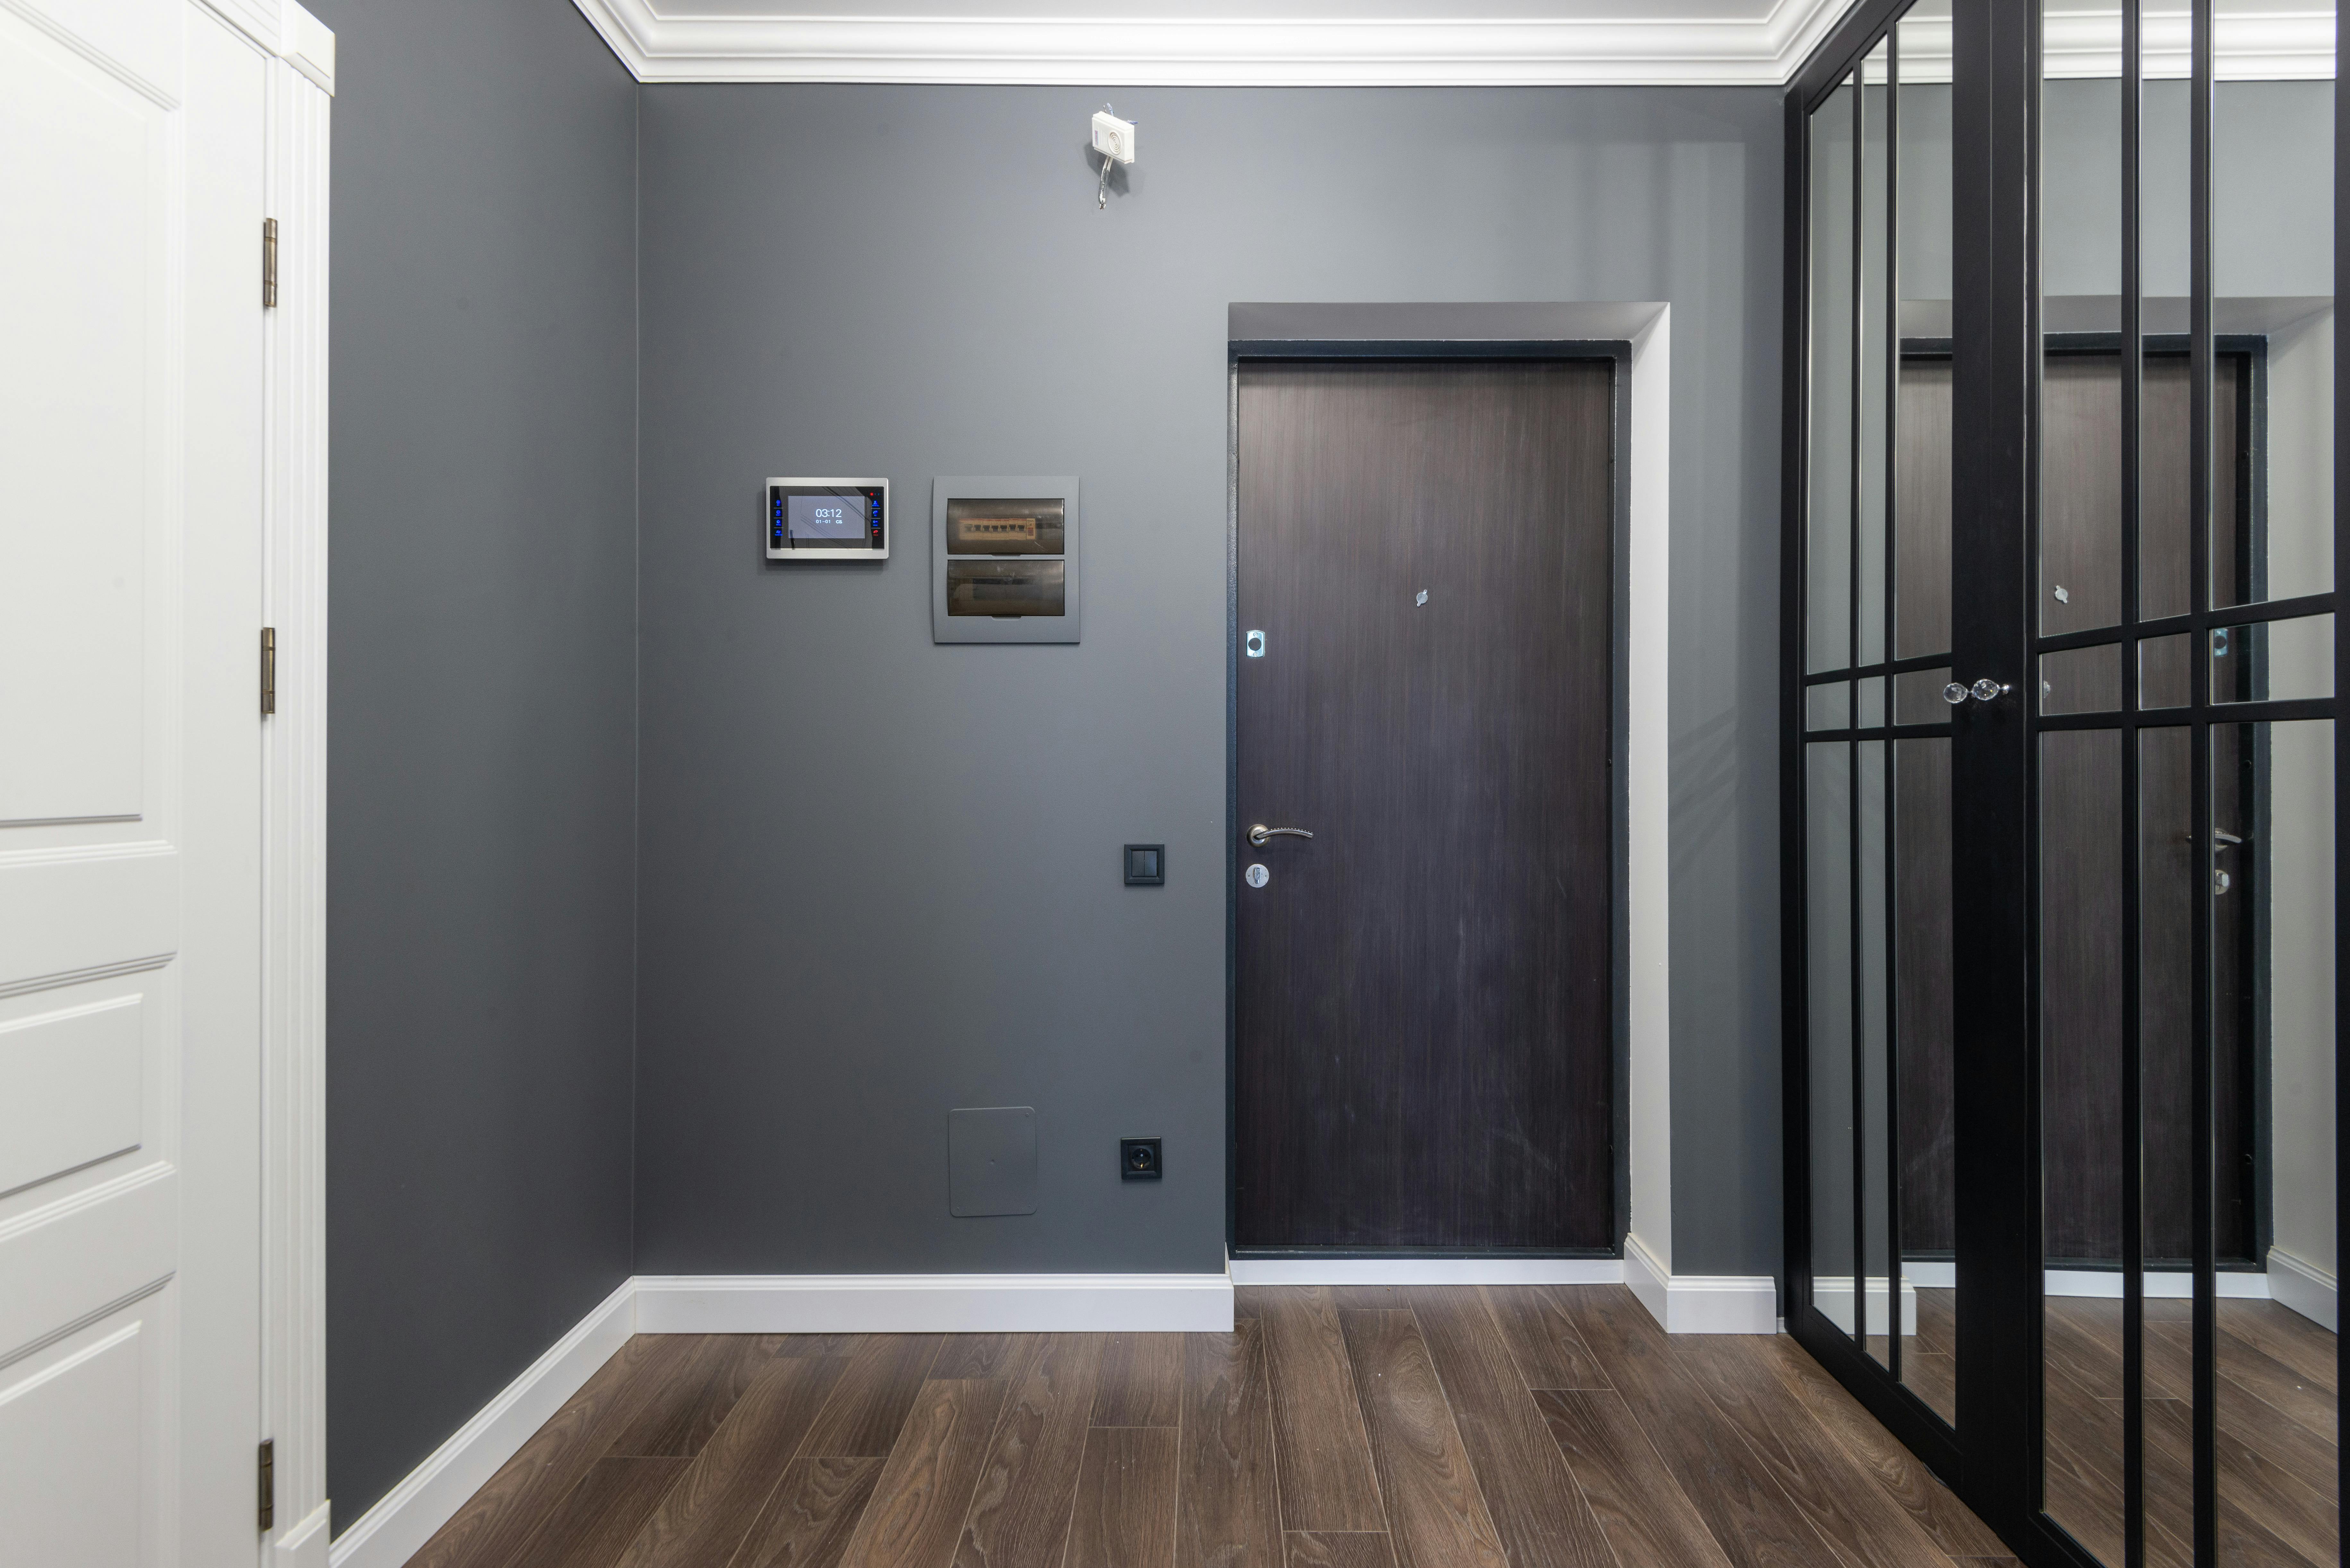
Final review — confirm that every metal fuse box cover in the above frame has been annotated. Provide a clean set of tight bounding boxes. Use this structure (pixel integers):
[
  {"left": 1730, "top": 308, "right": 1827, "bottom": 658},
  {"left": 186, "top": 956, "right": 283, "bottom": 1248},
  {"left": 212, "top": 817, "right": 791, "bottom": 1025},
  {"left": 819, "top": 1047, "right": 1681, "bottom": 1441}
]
[
  {"left": 946, "top": 559, "right": 1066, "bottom": 618},
  {"left": 932, "top": 475, "right": 1080, "bottom": 643}
]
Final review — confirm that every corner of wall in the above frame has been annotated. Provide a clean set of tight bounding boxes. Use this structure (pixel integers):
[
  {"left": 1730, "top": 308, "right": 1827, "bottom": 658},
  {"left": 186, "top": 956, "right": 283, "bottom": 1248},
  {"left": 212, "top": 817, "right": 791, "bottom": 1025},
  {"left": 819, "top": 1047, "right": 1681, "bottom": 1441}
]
[{"left": 1627, "top": 303, "right": 1674, "bottom": 1276}]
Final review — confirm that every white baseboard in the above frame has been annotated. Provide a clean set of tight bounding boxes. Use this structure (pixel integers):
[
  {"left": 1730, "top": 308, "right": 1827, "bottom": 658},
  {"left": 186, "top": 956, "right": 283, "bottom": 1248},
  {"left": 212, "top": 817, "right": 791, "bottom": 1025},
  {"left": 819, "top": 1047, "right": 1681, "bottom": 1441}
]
[
  {"left": 1624, "top": 1234, "right": 1779, "bottom": 1334},
  {"left": 2043, "top": 1269, "right": 2271, "bottom": 1300},
  {"left": 2267, "top": 1247, "right": 2337, "bottom": 1330},
  {"left": 1811, "top": 1276, "right": 1921, "bottom": 1337},
  {"left": 273, "top": 1502, "right": 332, "bottom": 1568},
  {"left": 632, "top": 1273, "right": 1234, "bottom": 1334},
  {"left": 325, "top": 1277, "right": 637, "bottom": 1568},
  {"left": 1227, "top": 1257, "right": 1622, "bottom": 1287}
]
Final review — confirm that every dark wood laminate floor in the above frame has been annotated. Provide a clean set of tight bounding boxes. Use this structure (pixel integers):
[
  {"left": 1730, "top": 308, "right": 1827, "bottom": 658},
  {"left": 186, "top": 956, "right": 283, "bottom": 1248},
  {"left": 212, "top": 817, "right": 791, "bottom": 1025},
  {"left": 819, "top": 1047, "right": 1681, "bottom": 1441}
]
[{"left": 404, "top": 1285, "right": 2018, "bottom": 1568}]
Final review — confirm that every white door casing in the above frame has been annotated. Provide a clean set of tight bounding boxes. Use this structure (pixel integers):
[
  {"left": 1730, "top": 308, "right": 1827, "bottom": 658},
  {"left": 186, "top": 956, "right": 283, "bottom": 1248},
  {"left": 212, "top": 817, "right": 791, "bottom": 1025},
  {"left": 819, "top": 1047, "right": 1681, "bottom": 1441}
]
[{"left": 0, "top": 1, "right": 331, "bottom": 1563}]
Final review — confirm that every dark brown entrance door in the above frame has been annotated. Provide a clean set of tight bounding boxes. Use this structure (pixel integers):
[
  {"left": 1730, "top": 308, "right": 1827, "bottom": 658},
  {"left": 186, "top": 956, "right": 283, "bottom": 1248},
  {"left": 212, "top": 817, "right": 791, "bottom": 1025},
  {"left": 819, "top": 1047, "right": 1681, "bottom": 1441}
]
[{"left": 1233, "top": 357, "right": 1617, "bottom": 1253}]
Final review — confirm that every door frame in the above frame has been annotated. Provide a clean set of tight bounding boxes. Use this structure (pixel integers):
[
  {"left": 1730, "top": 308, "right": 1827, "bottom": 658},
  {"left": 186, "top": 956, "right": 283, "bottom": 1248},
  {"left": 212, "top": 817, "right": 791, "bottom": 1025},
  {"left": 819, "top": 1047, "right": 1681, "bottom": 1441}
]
[
  {"left": 257, "top": 10, "right": 335, "bottom": 1562},
  {"left": 1222, "top": 304, "right": 1652, "bottom": 1262}
]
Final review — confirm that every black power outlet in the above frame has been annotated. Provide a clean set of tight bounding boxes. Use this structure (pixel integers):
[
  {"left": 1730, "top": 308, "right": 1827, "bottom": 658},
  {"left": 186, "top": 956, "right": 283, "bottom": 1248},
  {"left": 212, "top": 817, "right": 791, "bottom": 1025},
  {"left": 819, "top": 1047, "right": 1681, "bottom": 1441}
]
[{"left": 1120, "top": 1137, "right": 1162, "bottom": 1181}]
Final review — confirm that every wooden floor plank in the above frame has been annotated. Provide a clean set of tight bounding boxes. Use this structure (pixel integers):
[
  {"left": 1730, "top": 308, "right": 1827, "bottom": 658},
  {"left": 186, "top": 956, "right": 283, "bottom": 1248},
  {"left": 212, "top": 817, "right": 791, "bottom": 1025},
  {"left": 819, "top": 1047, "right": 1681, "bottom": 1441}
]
[
  {"left": 1404, "top": 1288, "right": 1615, "bottom": 1568},
  {"left": 952, "top": 1335, "right": 1107, "bottom": 1568},
  {"left": 1557, "top": 1288, "right": 1842, "bottom": 1568},
  {"left": 1064, "top": 1427, "right": 1179, "bottom": 1568},
  {"left": 1330, "top": 1287, "right": 1413, "bottom": 1311},
  {"left": 1092, "top": 1334, "right": 1184, "bottom": 1427},
  {"left": 1913, "top": 1291, "right": 1956, "bottom": 1361},
  {"left": 407, "top": 1335, "right": 702, "bottom": 1568},
  {"left": 780, "top": 1336, "right": 869, "bottom": 1359},
  {"left": 1758, "top": 1337, "right": 2005, "bottom": 1559},
  {"left": 2140, "top": 1314, "right": 2342, "bottom": 1485},
  {"left": 735, "top": 1457, "right": 885, "bottom": 1568},
  {"left": 2155, "top": 1317, "right": 2341, "bottom": 1446},
  {"left": 611, "top": 1353, "right": 850, "bottom": 1568},
  {"left": 934, "top": 1336, "right": 1042, "bottom": 1381},
  {"left": 2038, "top": 1361, "right": 2186, "bottom": 1568},
  {"left": 804, "top": 1335, "right": 950, "bottom": 1458},
  {"left": 2138, "top": 1392, "right": 2340, "bottom": 1568},
  {"left": 838, "top": 1379, "right": 1011, "bottom": 1568},
  {"left": 504, "top": 1458, "right": 689, "bottom": 1568},
  {"left": 1532, "top": 1389, "right": 1731, "bottom": 1568},
  {"left": 604, "top": 1335, "right": 778, "bottom": 1458},
  {"left": 2042, "top": 1299, "right": 2168, "bottom": 1402},
  {"left": 1336, "top": 1309, "right": 1508, "bottom": 1568},
  {"left": 2214, "top": 1301, "right": 2338, "bottom": 1395},
  {"left": 1896, "top": 1348, "right": 1957, "bottom": 1428},
  {"left": 1479, "top": 1287, "right": 1610, "bottom": 1393},
  {"left": 1178, "top": 1322, "right": 1282, "bottom": 1568},
  {"left": 1283, "top": 1532, "right": 1399, "bottom": 1568},
  {"left": 1678, "top": 1334, "right": 1955, "bottom": 1568},
  {"left": 1257, "top": 1287, "right": 1385, "bottom": 1533}
]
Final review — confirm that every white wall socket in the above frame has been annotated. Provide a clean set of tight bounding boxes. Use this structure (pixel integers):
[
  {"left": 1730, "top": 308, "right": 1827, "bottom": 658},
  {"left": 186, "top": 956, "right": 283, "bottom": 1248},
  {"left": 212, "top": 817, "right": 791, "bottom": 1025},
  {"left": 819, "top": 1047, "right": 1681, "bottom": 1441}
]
[{"left": 1091, "top": 110, "right": 1136, "bottom": 165}]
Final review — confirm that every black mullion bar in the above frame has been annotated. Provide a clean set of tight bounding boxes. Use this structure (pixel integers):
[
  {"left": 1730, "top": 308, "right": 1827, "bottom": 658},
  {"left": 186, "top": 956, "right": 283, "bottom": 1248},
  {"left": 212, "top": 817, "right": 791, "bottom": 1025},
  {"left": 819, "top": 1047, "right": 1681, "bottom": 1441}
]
[
  {"left": 2034, "top": 591, "right": 2338, "bottom": 654},
  {"left": 1804, "top": 650, "right": 1965, "bottom": 686},
  {"left": 2187, "top": 0, "right": 2218, "bottom": 1555},
  {"left": 1805, "top": 724, "right": 1962, "bottom": 742},
  {"left": 2119, "top": 0, "right": 2146, "bottom": 1559},
  {"left": 1883, "top": 29, "right": 1904, "bottom": 1386},
  {"left": 1849, "top": 67, "right": 1871, "bottom": 1360},
  {"left": 2039, "top": 700, "right": 2335, "bottom": 730},
  {"left": 2022, "top": 0, "right": 2051, "bottom": 1525},
  {"left": 2334, "top": 0, "right": 2346, "bottom": 1518}
]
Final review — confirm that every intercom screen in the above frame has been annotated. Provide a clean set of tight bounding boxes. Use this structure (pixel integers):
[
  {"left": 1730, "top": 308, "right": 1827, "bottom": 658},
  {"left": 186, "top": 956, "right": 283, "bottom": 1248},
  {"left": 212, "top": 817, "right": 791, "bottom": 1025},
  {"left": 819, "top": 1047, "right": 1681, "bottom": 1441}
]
[{"left": 787, "top": 494, "right": 863, "bottom": 541}]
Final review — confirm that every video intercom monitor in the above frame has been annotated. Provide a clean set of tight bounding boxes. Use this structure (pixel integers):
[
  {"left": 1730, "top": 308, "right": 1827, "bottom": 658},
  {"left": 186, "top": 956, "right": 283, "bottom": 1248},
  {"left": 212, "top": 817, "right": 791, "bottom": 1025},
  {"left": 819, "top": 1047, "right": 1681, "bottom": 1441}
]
[{"left": 766, "top": 478, "right": 888, "bottom": 559}]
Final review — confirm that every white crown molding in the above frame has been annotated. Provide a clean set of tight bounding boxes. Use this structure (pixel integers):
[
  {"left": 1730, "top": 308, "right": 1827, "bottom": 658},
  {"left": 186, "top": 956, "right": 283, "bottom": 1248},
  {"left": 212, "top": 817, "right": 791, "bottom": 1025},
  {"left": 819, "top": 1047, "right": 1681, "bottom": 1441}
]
[
  {"left": 1889, "top": 10, "right": 2336, "bottom": 83},
  {"left": 569, "top": 0, "right": 1854, "bottom": 85}
]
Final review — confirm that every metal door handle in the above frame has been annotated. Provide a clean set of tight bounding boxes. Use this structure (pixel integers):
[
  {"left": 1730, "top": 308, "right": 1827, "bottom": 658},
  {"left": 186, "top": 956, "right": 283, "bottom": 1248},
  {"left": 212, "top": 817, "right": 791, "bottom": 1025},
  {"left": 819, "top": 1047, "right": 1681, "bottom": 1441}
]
[{"left": 1248, "top": 824, "right": 1314, "bottom": 846}]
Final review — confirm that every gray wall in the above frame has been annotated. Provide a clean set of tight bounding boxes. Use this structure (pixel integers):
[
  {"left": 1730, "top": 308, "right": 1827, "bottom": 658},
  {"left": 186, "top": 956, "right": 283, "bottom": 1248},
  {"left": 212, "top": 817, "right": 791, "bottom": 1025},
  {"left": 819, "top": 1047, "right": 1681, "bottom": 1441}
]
[
  {"left": 319, "top": 0, "right": 640, "bottom": 1532},
  {"left": 632, "top": 85, "right": 1786, "bottom": 1279}
]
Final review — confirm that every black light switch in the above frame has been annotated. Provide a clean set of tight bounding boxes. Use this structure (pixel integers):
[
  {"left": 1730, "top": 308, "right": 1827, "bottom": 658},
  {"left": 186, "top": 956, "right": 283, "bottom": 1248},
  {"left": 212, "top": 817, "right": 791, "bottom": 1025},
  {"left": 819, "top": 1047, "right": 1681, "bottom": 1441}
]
[{"left": 1124, "top": 844, "right": 1163, "bottom": 885}]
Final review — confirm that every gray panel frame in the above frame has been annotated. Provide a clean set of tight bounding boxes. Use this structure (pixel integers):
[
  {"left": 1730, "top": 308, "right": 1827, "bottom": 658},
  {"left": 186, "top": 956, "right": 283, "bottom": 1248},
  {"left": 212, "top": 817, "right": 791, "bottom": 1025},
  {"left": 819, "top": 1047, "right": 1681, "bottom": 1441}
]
[
  {"left": 1225, "top": 303, "right": 1634, "bottom": 1259},
  {"left": 931, "top": 474, "right": 1083, "bottom": 643}
]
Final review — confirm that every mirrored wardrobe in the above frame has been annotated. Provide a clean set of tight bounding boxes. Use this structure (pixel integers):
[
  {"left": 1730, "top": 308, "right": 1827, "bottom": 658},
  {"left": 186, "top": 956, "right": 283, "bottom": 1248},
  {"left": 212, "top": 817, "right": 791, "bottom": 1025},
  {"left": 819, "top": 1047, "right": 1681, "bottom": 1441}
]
[{"left": 1783, "top": 0, "right": 2339, "bottom": 1563}]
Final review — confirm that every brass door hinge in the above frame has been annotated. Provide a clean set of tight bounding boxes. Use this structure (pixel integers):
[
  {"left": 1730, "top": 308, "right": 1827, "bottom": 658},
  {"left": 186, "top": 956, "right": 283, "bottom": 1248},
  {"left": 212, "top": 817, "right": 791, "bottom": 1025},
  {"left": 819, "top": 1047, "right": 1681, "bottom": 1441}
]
[
  {"left": 262, "top": 217, "right": 278, "bottom": 308},
  {"left": 257, "top": 1438, "right": 275, "bottom": 1531},
  {"left": 261, "top": 627, "right": 277, "bottom": 716}
]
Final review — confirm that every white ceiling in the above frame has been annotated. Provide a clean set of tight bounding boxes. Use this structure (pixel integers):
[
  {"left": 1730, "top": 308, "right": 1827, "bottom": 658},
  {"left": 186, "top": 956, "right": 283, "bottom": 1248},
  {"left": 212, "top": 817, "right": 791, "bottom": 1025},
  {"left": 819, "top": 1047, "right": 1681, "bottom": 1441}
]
[{"left": 569, "top": 0, "right": 2336, "bottom": 84}]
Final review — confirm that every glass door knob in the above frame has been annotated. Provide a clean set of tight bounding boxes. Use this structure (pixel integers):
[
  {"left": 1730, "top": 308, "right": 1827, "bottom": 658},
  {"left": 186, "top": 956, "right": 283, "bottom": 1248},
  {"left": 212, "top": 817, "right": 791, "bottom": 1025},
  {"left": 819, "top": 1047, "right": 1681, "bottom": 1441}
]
[{"left": 1944, "top": 678, "right": 2015, "bottom": 705}]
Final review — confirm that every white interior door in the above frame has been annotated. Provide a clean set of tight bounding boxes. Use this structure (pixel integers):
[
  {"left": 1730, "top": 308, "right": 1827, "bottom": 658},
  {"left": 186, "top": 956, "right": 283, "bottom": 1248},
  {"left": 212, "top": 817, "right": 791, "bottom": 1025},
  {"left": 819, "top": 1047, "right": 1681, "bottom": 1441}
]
[{"left": 0, "top": 1, "right": 269, "bottom": 1564}]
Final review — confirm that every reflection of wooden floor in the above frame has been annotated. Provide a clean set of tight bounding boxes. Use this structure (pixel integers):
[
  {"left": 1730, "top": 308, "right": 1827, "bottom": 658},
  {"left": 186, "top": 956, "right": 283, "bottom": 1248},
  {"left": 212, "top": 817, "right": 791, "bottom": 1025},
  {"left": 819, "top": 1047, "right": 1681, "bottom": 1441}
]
[
  {"left": 1889, "top": 1288, "right": 2331, "bottom": 1568},
  {"left": 2037, "top": 1294, "right": 2336, "bottom": 1568},
  {"left": 1864, "top": 1288, "right": 1961, "bottom": 1427},
  {"left": 1878, "top": 1291, "right": 2338, "bottom": 1567}
]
